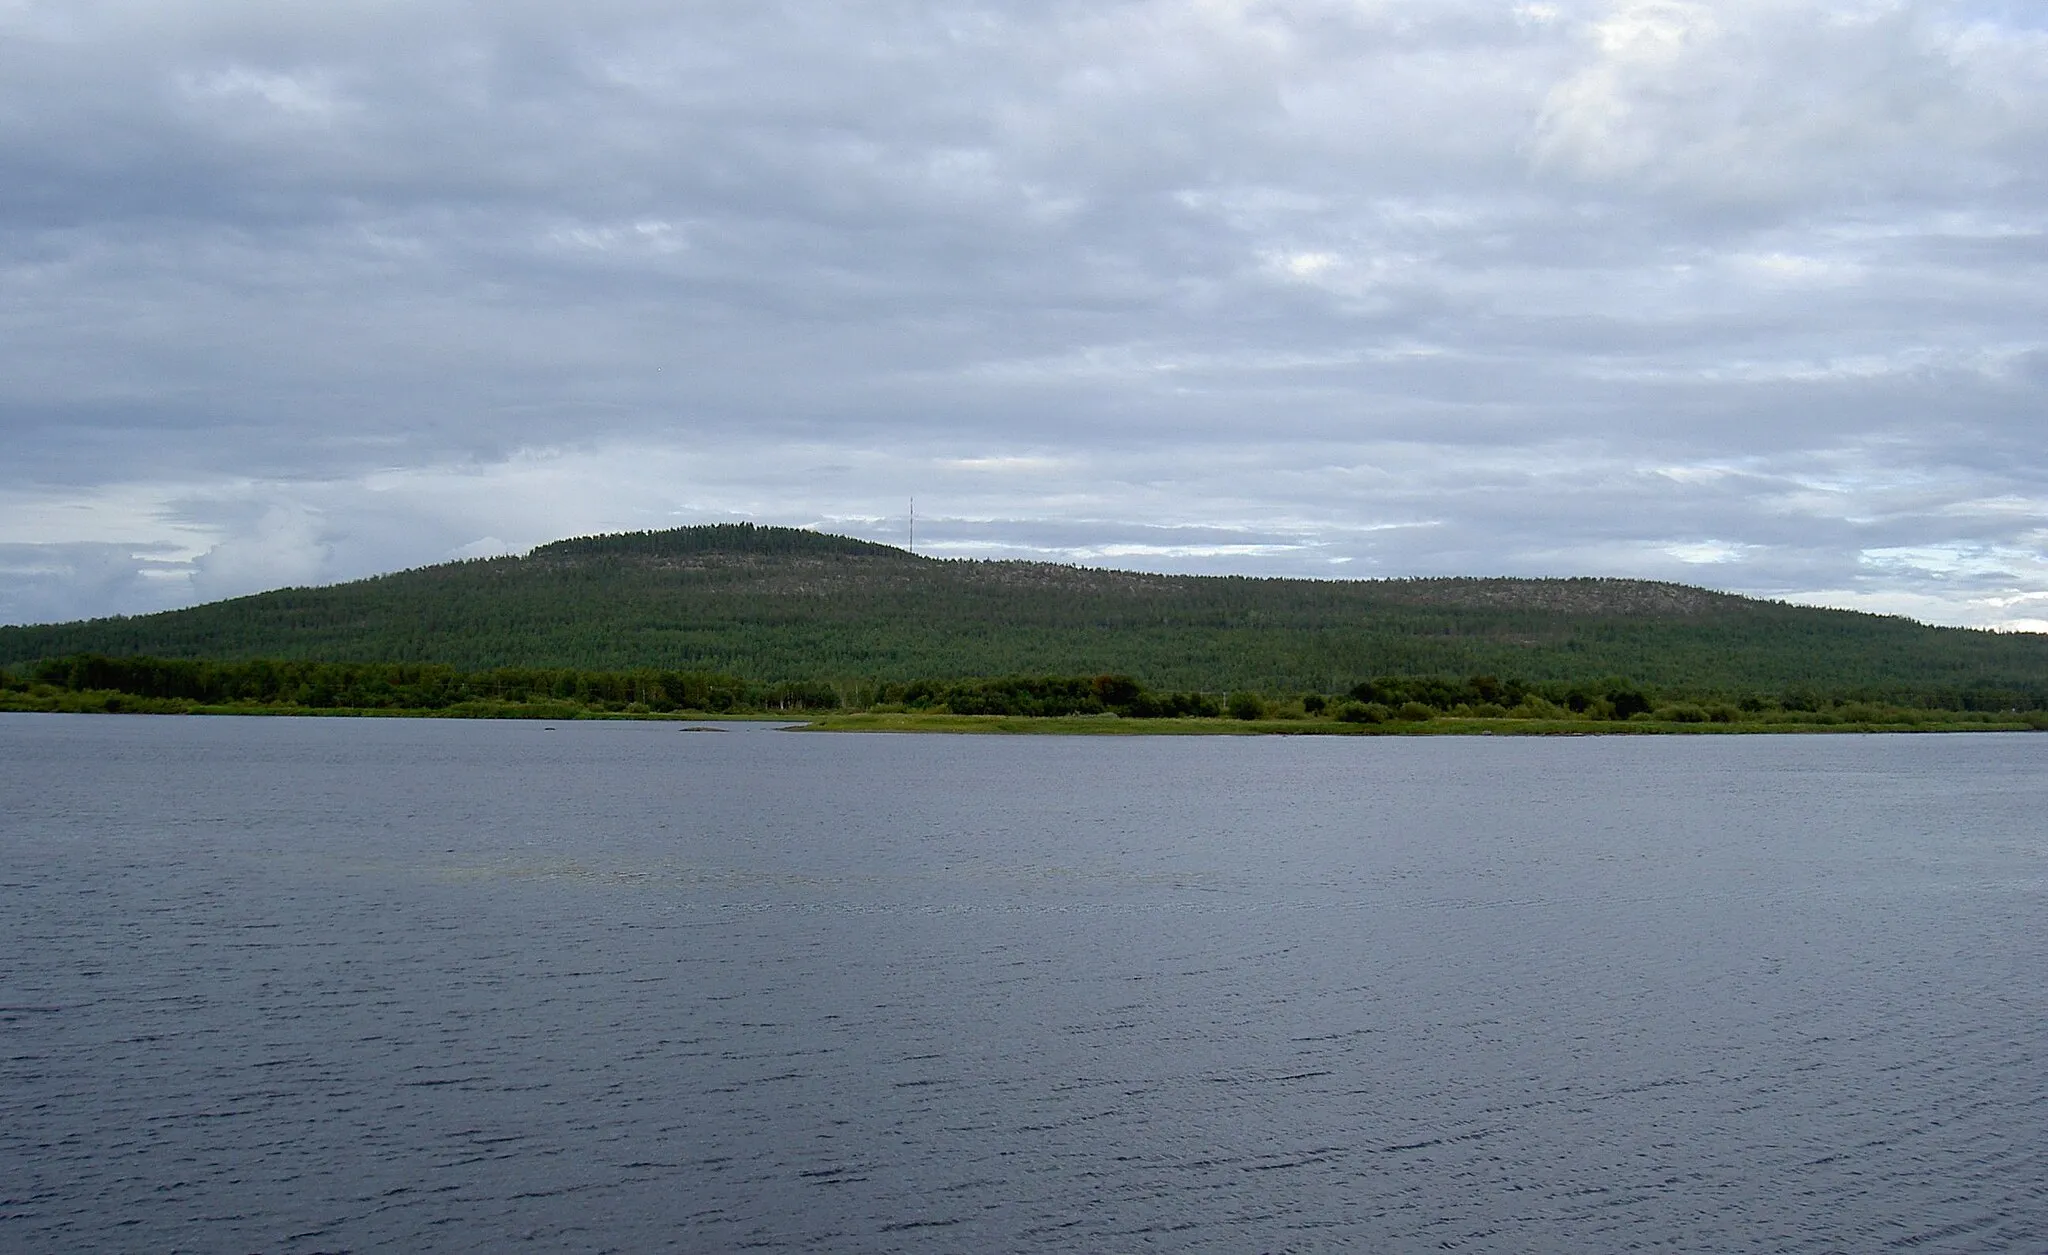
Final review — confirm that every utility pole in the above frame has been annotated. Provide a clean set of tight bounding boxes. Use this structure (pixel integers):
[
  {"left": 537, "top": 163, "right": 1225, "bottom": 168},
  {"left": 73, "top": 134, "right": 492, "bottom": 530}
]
[{"left": 909, "top": 496, "right": 915, "bottom": 556}]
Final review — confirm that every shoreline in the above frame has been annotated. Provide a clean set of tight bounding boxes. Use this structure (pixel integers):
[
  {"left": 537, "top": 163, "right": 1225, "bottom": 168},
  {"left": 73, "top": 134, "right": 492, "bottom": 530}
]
[
  {"left": 3, "top": 699, "right": 2039, "bottom": 735},
  {"left": 793, "top": 712, "right": 2043, "bottom": 736}
]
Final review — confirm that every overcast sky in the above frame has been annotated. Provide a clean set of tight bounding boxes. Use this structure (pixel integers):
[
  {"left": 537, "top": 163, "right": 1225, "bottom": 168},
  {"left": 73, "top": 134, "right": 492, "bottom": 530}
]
[{"left": 3, "top": 0, "right": 2045, "bottom": 629}]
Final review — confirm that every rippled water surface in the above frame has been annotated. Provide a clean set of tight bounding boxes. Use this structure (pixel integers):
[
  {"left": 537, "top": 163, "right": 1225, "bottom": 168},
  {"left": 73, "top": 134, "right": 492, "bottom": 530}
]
[{"left": 2, "top": 714, "right": 2044, "bottom": 1252}]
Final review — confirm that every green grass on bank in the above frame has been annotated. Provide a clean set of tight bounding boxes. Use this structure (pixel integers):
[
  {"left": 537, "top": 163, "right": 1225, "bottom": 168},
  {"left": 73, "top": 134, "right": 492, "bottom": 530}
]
[
  {"left": 796, "top": 711, "right": 2046, "bottom": 736},
  {"left": 8, "top": 686, "right": 2039, "bottom": 734}
]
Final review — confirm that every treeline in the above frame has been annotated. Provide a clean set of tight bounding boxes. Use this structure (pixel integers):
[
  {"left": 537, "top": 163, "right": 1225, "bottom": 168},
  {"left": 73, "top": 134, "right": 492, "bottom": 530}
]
[
  {"left": 530, "top": 521, "right": 900, "bottom": 563},
  {"left": 1338, "top": 672, "right": 2048, "bottom": 717},
  {"left": 1319, "top": 673, "right": 2048, "bottom": 725},
  {"left": 5, "top": 655, "right": 835, "bottom": 715},
  {"left": 871, "top": 675, "right": 1222, "bottom": 718},
  {"left": 7, "top": 654, "right": 2046, "bottom": 722},
  {"left": 0, "top": 656, "right": 1215, "bottom": 718}
]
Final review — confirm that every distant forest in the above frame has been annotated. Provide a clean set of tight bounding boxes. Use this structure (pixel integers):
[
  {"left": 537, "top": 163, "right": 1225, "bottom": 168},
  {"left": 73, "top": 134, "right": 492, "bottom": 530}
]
[
  {"left": 8, "top": 654, "right": 2044, "bottom": 728},
  {"left": 4, "top": 523, "right": 2047, "bottom": 708}
]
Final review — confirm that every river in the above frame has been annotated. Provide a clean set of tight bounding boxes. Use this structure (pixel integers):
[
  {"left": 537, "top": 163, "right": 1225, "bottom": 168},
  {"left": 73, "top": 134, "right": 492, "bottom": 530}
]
[{"left": 2, "top": 714, "right": 2042, "bottom": 1251}]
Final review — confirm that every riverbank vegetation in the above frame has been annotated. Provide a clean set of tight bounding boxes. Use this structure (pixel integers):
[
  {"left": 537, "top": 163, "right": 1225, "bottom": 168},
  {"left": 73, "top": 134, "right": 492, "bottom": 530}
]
[{"left": 6, "top": 654, "right": 2044, "bottom": 733}]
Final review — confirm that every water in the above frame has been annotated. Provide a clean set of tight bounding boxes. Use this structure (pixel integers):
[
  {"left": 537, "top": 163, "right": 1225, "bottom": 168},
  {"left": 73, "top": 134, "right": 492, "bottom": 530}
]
[{"left": 2, "top": 714, "right": 2043, "bottom": 1253}]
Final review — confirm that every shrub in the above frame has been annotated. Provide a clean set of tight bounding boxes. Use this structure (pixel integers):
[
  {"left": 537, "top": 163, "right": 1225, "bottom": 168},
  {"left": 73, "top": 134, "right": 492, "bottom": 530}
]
[
  {"left": 1092, "top": 674, "right": 1142, "bottom": 707},
  {"left": 1225, "top": 691, "right": 1267, "bottom": 721},
  {"left": 1396, "top": 701, "right": 1435, "bottom": 722},
  {"left": 1609, "top": 687, "right": 1654, "bottom": 719},
  {"left": 1659, "top": 704, "right": 1710, "bottom": 723},
  {"left": 1335, "top": 700, "right": 1387, "bottom": 724},
  {"left": 1302, "top": 693, "right": 1328, "bottom": 715}
]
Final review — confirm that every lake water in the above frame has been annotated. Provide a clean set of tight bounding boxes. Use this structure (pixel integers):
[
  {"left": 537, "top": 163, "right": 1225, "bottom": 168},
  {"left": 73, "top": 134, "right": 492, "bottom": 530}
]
[{"left": 2, "top": 714, "right": 2043, "bottom": 1253}]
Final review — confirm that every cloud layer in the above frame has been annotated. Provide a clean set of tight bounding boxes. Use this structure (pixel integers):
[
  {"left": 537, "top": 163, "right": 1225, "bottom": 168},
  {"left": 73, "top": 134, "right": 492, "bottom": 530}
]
[{"left": 4, "top": 0, "right": 2045, "bottom": 629}]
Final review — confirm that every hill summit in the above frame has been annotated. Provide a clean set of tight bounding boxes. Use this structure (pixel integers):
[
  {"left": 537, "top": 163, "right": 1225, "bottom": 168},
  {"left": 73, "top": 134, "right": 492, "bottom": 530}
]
[
  {"left": 3, "top": 523, "right": 2045, "bottom": 698},
  {"left": 529, "top": 522, "right": 908, "bottom": 564}
]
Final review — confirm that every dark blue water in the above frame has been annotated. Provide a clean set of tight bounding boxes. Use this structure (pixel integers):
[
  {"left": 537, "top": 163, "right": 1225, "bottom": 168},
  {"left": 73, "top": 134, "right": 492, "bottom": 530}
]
[{"left": 2, "top": 714, "right": 2043, "bottom": 1252}]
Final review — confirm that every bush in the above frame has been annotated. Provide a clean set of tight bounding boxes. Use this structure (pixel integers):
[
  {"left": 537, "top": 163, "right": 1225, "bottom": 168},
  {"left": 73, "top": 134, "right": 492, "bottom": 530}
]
[
  {"left": 1125, "top": 690, "right": 1223, "bottom": 718},
  {"left": 1092, "top": 674, "right": 1142, "bottom": 707},
  {"left": 1225, "top": 691, "right": 1267, "bottom": 721},
  {"left": 1609, "top": 688, "right": 1654, "bottom": 719},
  {"left": 1658, "top": 704, "right": 1710, "bottom": 723},
  {"left": 1302, "top": 693, "right": 1328, "bottom": 715},
  {"left": 1396, "top": 701, "right": 1435, "bottom": 722},
  {"left": 1335, "top": 701, "right": 1388, "bottom": 724}
]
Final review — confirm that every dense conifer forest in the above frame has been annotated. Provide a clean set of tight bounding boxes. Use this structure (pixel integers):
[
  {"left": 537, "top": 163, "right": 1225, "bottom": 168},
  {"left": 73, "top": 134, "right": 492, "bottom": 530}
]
[{"left": 3, "top": 523, "right": 2046, "bottom": 716}]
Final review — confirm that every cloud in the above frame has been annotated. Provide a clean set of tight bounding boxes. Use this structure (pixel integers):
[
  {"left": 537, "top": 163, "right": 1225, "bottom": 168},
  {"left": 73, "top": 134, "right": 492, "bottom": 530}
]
[
  {"left": 0, "top": 542, "right": 192, "bottom": 624},
  {"left": 0, "top": 0, "right": 2044, "bottom": 631},
  {"left": 185, "top": 501, "right": 333, "bottom": 601},
  {"left": 1532, "top": 1, "right": 2045, "bottom": 206}
]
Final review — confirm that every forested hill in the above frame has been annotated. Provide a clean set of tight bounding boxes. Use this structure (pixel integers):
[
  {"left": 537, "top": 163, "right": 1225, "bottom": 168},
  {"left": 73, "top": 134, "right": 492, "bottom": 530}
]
[{"left": 4, "top": 522, "right": 2045, "bottom": 698}]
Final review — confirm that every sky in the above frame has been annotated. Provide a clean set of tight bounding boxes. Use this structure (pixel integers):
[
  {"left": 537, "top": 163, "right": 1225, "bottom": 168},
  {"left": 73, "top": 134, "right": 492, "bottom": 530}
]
[{"left": 3, "top": 0, "right": 2046, "bottom": 630}]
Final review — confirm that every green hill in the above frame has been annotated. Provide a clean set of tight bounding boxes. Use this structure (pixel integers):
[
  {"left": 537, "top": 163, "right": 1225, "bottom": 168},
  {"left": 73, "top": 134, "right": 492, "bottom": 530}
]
[{"left": 4, "top": 522, "right": 2045, "bottom": 702}]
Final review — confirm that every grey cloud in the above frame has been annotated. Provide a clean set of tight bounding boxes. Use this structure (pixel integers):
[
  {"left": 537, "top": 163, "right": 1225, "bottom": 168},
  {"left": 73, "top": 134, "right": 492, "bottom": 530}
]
[
  {"left": 1, "top": 0, "right": 2045, "bottom": 628},
  {"left": 0, "top": 542, "right": 193, "bottom": 624}
]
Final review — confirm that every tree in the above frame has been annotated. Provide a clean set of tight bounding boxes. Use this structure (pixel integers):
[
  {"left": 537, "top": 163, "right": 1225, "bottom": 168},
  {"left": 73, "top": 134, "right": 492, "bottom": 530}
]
[
  {"left": 1608, "top": 685, "right": 1652, "bottom": 719},
  {"left": 1092, "top": 674, "right": 1142, "bottom": 708}
]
